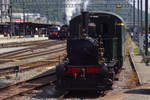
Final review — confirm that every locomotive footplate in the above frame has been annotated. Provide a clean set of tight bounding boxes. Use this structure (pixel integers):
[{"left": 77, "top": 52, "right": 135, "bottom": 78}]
[
  {"left": 62, "top": 78, "right": 105, "bottom": 90},
  {"left": 61, "top": 74, "right": 109, "bottom": 90}
]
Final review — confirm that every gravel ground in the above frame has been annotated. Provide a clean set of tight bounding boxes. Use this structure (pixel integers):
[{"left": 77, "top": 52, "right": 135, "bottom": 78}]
[
  {"left": 0, "top": 47, "right": 27, "bottom": 54},
  {"left": 0, "top": 65, "right": 56, "bottom": 88}
]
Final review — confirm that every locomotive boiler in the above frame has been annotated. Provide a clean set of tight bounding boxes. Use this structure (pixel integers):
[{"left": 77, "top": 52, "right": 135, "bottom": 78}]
[{"left": 56, "top": 11, "right": 126, "bottom": 91}]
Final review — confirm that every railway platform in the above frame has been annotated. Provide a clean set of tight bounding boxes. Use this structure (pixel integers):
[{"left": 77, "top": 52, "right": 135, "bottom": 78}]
[
  {"left": 0, "top": 35, "right": 48, "bottom": 44},
  {"left": 130, "top": 40, "right": 150, "bottom": 84},
  {"left": 100, "top": 39, "right": 150, "bottom": 100}
]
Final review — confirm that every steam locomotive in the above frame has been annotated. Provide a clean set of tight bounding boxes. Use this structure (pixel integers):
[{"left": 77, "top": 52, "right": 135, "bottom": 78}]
[{"left": 56, "top": 11, "right": 126, "bottom": 91}]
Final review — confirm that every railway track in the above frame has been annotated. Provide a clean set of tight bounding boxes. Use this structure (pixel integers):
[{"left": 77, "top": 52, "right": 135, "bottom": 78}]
[
  {"left": 0, "top": 40, "right": 53, "bottom": 48},
  {"left": 0, "top": 53, "right": 66, "bottom": 77},
  {"left": 0, "top": 40, "right": 66, "bottom": 99},
  {"left": 0, "top": 69, "right": 56, "bottom": 100},
  {"left": 0, "top": 46, "right": 66, "bottom": 64},
  {"left": 0, "top": 40, "right": 65, "bottom": 58}
]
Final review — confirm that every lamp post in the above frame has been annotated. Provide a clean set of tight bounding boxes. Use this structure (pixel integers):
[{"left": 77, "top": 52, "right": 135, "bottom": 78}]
[
  {"left": 9, "top": 0, "right": 13, "bottom": 36},
  {"left": 145, "top": 0, "right": 148, "bottom": 55},
  {"left": 57, "top": 0, "right": 59, "bottom": 22},
  {"left": 46, "top": 10, "right": 49, "bottom": 24},
  {"left": 137, "top": 0, "right": 140, "bottom": 30},
  {"left": 22, "top": 2, "right": 26, "bottom": 36},
  {"left": 133, "top": 0, "right": 135, "bottom": 28},
  {"left": 1, "top": 3, "right": 3, "bottom": 23},
  {"left": 130, "top": 4, "right": 133, "bottom": 25},
  {"left": 140, "top": 0, "right": 143, "bottom": 32}
]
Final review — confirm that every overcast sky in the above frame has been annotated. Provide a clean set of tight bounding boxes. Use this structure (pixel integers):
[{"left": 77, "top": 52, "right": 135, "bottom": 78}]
[{"left": 130, "top": 0, "right": 150, "bottom": 11}]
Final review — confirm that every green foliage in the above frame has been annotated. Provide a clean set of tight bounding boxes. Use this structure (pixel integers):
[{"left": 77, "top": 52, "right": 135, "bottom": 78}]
[
  {"left": 133, "top": 48, "right": 140, "bottom": 54},
  {"left": 141, "top": 58, "right": 148, "bottom": 63}
]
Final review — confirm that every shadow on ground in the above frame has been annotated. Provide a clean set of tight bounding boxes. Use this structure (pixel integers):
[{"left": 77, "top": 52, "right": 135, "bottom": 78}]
[
  {"left": 24, "top": 68, "right": 101, "bottom": 99},
  {"left": 64, "top": 90, "right": 101, "bottom": 99},
  {"left": 0, "top": 76, "right": 14, "bottom": 88},
  {"left": 32, "top": 85, "right": 65, "bottom": 99},
  {"left": 125, "top": 88, "right": 150, "bottom": 95},
  {"left": 32, "top": 85, "right": 101, "bottom": 99},
  {"left": 0, "top": 81, "right": 10, "bottom": 88}
]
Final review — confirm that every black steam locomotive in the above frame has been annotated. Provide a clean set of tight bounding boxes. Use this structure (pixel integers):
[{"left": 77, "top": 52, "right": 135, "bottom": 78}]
[{"left": 56, "top": 11, "right": 126, "bottom": 91}]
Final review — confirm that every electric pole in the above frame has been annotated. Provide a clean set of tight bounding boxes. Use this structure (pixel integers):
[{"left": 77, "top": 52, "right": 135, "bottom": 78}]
[
  {"left": 9, "top": 0, "right": 13, "bottom": 36},
  {"left": 140, "top": 0, "right": 143, "bottom": 33},
  {"left": 23, "top": 2, "right": 26, "bottom": 36},
  {"left": 133, "top": 0, "right": 135, "bottom": 28},
  {"left": 137, "top": 0, "right": 140, "bottom": 30},
  {"left": 145, "top": 0, "right": 148, "bottom": 55}
]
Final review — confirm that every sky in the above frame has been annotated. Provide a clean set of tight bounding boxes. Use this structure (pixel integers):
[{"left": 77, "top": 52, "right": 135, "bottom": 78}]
[{"left": 130, "top": 0, "right": 150, "bottom": 11}]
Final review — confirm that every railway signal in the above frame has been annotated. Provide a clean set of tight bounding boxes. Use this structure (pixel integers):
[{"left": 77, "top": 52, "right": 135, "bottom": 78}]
[
  {"left": 116, "top": 4, "right": 121, "bottom": 10},
  {"left": 14, "top": 66, "right": 20, "bottom": 79}
]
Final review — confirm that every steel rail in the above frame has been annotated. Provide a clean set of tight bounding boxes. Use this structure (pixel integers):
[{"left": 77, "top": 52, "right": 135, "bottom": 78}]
[
  {"left": 0, "top": 41, "right": 65, "bottom": 58},
  {"left": 0, "top": 70, "right": 56, "bottom": 100},
  {"left": 0, "top": 40, "right": 52, "bottom": 48},
  {"left": 0, "top": 53, "right": 66, "bottom": 77},
  {"left": 0, "top": 46, "right": 66, "bottom": 64}
]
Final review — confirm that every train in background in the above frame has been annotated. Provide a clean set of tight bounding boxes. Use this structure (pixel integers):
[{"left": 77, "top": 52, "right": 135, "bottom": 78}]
[
  {"left": 0, "top": 22, "right": 70, "bottom": 39},
  {"left": 59, "top": 25, "right": 69, "bottom": 39},
  {"left": 48, "top": 25, "right": 69, "bottom": 39},
  {"left": 56, "top": 11, "right": 126, "bottom": 91},
  {"left": 48, "top": 25, "right": 60, "bottom": 39}
]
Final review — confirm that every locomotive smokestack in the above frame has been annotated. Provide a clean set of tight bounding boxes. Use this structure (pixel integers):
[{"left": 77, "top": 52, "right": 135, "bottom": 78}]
[{"left": 82, "top": 11, "right": 89, "bottom": 36}]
